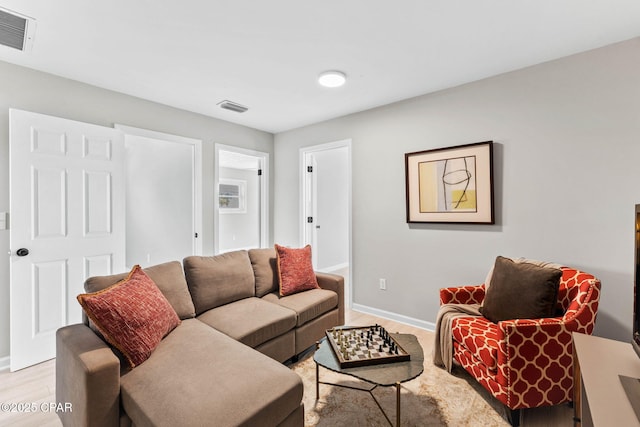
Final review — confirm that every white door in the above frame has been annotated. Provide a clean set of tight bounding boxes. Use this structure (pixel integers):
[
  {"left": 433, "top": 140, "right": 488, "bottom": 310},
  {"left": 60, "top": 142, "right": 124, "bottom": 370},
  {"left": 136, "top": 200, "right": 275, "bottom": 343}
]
[
  {"left": 301, "top": 140, "right": 351, "bottom": 271},
  {"left": 9, "top": 109, "right": 125, "bottom": 371},
  {"left": 116, "top": 125, "right": 202, "bottom": 267},
  {"left": 303, "top": 154, "right": 319, "bottom": 266}
]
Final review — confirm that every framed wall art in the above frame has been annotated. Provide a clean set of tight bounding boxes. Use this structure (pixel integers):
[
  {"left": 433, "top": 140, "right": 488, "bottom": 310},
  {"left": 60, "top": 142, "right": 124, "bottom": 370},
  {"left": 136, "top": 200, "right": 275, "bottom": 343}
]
[
  {"left": 219, "top": 178, "right": 247, "bottom": 214},
  {"left": 405, "top": 141, "right": 494, "bottom": 224}
]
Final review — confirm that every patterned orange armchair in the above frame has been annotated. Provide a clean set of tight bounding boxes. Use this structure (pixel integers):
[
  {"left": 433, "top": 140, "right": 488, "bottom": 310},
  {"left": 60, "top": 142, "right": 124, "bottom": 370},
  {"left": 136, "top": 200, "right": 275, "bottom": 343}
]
[{"left": 439, "top": 266, "right": 601, "bottom": 426}]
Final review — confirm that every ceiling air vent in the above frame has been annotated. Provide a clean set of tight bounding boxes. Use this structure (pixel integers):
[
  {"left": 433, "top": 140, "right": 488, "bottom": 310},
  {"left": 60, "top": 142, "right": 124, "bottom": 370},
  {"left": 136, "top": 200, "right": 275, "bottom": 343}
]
[
  {"left": 217, "top": 100, "right": 249, "bottom": 113},
  {"left": 0, "top": 7, "right": 36, "bottom": 51}
]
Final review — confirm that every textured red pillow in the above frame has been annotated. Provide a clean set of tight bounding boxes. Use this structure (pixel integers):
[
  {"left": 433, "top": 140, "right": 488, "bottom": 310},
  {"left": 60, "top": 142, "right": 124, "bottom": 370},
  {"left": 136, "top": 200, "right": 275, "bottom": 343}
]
[
  {"left": 77, "top": 265, "right": 181, "bottom": 367},
  {"left": 275, "top": 244, "right": 319, "bottom": 296}
]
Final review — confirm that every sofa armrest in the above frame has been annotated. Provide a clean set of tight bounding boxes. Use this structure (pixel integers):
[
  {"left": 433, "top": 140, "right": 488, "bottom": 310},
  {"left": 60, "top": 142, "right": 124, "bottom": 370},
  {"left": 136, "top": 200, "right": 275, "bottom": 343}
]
[
  {"left": 439, "top": 284, "right": 485, "bottom": 305},
  {"left": 316, "top": 272, "right": 345, "bottom": 325},
  {"left": 56, "top": 324, "right": 121, "bottom": 427}
]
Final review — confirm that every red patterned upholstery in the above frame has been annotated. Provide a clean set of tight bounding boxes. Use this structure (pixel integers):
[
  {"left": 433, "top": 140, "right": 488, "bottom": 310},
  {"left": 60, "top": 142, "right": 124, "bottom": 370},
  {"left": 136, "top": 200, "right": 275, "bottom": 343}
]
[{"left": 440, "top": 267, "right": 601, "bottom": 410}]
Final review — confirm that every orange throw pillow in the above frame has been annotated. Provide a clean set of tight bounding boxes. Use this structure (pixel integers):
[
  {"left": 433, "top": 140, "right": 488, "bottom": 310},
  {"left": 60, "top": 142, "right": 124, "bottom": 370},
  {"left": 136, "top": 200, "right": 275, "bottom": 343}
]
[
  {"left": 77, "top": 265, "right": 181, "bottom": 367},
  {"left": 275, "top": 244, "right": 319, "bottom": 296}
]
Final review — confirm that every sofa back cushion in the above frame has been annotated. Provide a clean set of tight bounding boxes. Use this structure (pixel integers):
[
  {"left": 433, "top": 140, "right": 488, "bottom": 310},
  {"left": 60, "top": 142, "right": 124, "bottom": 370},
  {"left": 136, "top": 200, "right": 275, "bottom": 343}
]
[
  {"left": 84, "top": 261, "right": 196, "bottom": 320},
  {"left": 248, "top": 248, "right": 279, "bottom": 297},
  {"left": 183, "top": 250, "right": 256, "bottom": 315}
]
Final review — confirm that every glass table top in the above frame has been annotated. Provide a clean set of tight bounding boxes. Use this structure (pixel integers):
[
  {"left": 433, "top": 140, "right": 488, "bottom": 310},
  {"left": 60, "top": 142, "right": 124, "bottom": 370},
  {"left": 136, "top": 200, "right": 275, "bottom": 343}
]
[{"left": 314, "top": 332, "right": 424, "bottom": 386}]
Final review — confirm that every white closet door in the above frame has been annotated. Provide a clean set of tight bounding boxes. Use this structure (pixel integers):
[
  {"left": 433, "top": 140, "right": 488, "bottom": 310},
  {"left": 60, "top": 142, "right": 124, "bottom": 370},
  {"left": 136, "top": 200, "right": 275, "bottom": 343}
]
[{"left": 9, "top": 109, "right": 125, "bottom": 371}]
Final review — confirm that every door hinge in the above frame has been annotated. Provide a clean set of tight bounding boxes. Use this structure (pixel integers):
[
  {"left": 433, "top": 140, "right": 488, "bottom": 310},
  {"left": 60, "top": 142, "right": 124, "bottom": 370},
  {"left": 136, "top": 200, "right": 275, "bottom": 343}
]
[
  {"left": 257, "top": 169, "right": 262, "bottom": 176},
  {"left": 307, "top": 166, "right": 313, "bottom": 173},
  {"left": 307, "top": 216, "right": 313, "bottom": 223}
]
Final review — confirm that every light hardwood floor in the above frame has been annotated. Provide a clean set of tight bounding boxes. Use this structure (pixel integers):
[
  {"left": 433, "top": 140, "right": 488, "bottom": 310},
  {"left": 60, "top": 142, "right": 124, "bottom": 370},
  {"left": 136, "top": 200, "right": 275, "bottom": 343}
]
[
  {"left": 0, "top": 358, "right": 60, "bottom": 426},
  {"left": 0, "top": 308, "right": 572, "bottom": 426}
]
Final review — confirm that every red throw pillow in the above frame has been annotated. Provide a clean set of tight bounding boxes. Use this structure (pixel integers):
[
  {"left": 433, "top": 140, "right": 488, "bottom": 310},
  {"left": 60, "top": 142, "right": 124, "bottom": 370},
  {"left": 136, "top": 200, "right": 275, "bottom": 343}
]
[
  {"left": 77, "top": 265, "right": 181, "bottom": 367},
  {"left": 275, "top": 244, "right": 319, "bottom": 296}
]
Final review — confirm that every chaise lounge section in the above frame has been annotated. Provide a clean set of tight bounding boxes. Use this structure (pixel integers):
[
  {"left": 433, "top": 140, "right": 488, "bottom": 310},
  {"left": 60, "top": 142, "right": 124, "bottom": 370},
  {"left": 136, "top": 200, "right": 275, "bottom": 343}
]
[{"left": 56, "top": 248, "right": 344, "bottom": 427}]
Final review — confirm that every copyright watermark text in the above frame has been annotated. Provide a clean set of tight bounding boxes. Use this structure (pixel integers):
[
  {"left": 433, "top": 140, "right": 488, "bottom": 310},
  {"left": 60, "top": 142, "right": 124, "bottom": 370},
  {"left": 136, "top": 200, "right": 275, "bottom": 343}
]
[{"left": 1, "top": 402, "right": 72, "bottom": 413}]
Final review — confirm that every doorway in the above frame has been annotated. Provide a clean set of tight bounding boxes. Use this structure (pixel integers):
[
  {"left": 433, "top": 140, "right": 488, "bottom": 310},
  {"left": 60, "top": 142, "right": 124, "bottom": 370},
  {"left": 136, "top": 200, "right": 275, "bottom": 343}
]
[
  {"left": 300, "top": 139, "right": 351, "bottom": 306},
  {"left": 214, "top": 144, "right": 269, "bottom": 254},
  {"left": 116, "top": 125, "right": 202, "bottom": 267}
]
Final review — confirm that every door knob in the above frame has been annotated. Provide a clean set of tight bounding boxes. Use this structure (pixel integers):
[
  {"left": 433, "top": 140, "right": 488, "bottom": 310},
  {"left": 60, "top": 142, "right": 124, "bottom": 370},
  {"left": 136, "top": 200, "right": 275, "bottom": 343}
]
[{"left": 16, "top": 248, "right": 29, "bottom": 257}]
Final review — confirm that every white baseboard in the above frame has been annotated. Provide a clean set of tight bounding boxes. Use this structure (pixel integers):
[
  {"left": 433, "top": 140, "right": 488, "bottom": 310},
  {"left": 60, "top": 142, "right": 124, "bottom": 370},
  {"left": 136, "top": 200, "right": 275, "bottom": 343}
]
[
  {"left": 0, "top": 356, "right": 10, "bottom": 372},
  {"left": 351, "top": 303, "right": 436, "bottom": 332}
]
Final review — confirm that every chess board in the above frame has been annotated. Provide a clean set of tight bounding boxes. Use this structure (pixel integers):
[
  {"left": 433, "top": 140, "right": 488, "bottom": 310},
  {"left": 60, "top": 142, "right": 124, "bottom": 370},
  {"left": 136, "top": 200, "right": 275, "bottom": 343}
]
[{"left": 325, "top": 325, "right": 411, "bottom": 368}]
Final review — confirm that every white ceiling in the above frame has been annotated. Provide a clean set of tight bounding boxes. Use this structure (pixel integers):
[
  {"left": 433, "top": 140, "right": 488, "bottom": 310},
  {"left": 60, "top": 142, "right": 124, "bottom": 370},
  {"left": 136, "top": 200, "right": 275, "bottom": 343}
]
[{"left": 0, "top": 1, "right": 639, "bottom": 134}]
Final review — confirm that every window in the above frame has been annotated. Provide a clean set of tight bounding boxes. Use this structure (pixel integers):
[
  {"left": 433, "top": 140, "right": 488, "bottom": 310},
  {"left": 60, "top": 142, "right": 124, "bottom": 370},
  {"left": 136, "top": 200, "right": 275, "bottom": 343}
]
[{"left": 219, "top": 179, "right": 246, "bottom": 213}]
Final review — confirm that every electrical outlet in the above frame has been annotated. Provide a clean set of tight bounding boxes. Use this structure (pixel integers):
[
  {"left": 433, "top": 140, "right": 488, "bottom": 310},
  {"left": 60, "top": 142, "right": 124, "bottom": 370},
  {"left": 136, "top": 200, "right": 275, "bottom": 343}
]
[{"left": 379, "top": 278, "right": 387, "bottom": 290}]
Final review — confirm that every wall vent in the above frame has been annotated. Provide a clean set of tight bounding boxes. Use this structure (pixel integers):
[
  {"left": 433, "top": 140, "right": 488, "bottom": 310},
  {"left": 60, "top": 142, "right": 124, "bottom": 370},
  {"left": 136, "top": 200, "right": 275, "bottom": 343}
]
[
  {"left": 0, "top": 8, "right": 36, "bottom": 51},
  {"left": 217, "top": 100, "right": 249, "bottom": 113}
]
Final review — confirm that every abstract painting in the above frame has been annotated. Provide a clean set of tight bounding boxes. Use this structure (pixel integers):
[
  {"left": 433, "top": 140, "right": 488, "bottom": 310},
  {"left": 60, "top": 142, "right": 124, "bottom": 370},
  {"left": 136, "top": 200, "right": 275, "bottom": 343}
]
[{"left": 405, "top": 141, "right": 494, "bottom": 223}]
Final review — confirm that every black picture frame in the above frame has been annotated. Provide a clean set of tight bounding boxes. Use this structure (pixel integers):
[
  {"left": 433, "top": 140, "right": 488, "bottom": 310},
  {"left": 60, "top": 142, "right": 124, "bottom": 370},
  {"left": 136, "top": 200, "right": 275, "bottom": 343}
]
[{"left": 405, "top": 141, "right": 494, "bottom": 224}]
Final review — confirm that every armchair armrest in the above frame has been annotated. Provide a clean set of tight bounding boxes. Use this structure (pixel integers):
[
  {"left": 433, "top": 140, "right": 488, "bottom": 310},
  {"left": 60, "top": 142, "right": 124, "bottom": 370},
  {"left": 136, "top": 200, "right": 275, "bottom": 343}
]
[
  {"left": 316, "top": 272, "right": 345, "bottom": 325},
  {"left": 497, "top": 317, "right": 576, "bottom": 407},
  {"left": 489, "top": 278, "right": 600, "bottom": 406},
  {"left": 56, "top": 323, "right": 121, "bottom": 427},
  {"left": 562, "top": 277, "right": 601, "bottom": 335},
  {"left": 440, "top": 284, "right": 485, "bottom": 305}
]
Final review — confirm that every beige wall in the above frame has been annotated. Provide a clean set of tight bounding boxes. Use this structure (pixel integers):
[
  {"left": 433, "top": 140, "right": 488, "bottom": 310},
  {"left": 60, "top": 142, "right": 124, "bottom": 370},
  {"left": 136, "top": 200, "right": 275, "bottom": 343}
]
[
  {"left": 0, "top": 61, "right": 274, "bottom": 362},
  {"left": 274, "top": 37, "right": 640, "bottom": 341}
]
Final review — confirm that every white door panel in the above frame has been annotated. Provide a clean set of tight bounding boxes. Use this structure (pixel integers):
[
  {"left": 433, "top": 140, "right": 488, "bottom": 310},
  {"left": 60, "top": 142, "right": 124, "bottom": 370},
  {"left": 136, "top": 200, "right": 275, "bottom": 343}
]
[{"left": 10, "top": 109, "right": 125, "bottom": 371}]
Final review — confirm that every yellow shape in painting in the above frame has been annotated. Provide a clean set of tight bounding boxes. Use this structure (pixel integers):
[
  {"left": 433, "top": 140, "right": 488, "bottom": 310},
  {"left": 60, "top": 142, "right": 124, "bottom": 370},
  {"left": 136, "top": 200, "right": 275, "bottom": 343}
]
[{"left": 451, "top": 190, "right": 476, "bottom": 210}]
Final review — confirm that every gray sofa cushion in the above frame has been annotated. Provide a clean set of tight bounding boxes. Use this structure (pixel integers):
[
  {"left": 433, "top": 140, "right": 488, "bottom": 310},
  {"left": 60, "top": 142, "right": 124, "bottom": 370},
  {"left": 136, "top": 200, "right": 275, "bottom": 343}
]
[
  {"left": 183, "top": 251, "right": 256, "bottom": 315},
  {"left": 248, "top": 248, "right": 279, "bottom": 297},
  {"left": 262, "top": 289, "right": 338, "bottom": 327},
  {"left": 120, "top": 319, "right": 303, "bottom": 427},
  {"left": 84, "top": 261, "right": 195, "bottom": 320},
  {"left": 197, "top": 297, "right": 297, "bottom": 348}
]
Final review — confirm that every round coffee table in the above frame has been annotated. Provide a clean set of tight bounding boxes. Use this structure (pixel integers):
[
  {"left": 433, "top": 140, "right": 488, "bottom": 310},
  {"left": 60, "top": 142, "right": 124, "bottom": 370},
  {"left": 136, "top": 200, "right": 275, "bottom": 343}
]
[{"left": 314, "top": 330, "right": 424, "bottom": 426}]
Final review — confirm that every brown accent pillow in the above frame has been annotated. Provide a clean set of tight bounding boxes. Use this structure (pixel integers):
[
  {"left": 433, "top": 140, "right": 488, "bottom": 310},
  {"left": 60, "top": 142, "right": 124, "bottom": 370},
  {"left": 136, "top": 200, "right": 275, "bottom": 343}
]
[
  {"left": 275, "top": 244, "right": 319, "bottom": 296},
  {"left": 480, "top": 256, "right": 562, "bottom": 323},
  {"left": 77, "top": 265, "right": 181, "bottom": 367}
]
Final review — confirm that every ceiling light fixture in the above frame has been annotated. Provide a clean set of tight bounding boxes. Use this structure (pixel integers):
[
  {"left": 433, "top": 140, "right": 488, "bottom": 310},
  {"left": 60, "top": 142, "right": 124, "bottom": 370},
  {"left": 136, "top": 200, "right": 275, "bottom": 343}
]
[{"left": 318, "top": 70, "right": 346, "bottom": 88}]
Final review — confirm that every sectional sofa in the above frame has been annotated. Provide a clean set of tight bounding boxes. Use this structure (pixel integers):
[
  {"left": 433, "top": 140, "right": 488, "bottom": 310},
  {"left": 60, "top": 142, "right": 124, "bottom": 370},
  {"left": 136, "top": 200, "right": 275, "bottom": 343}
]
[{"left": 56, "top": 248, "right": 345, "bottom": 427}]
